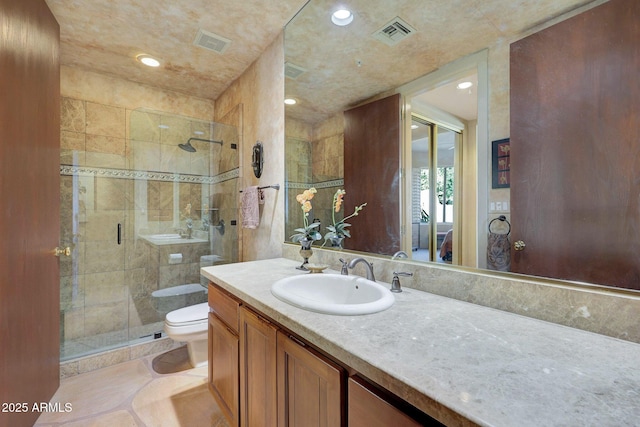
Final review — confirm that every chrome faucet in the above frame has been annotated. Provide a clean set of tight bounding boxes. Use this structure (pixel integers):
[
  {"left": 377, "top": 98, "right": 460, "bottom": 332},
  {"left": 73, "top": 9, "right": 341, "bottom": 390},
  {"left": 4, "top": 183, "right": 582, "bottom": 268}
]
[
  {"left": 390, "top": 271, "right": 413, "bottom": 293},
  {"left": 338, "top": 258, "right": 349, "bottom": 275},
  {"left": 346, "top": 257, "right": 376, "bottom": 282},
  {"left": 185, "top": 219, "right": 193, "bottom": 239},
  {"left": 391, "top": 250, "right": 408, "bottom": 260}
]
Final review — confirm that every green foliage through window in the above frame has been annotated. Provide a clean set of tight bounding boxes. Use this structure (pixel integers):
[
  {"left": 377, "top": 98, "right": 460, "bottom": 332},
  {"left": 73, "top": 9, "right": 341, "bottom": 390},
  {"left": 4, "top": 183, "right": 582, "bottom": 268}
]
[{"left": 420, "top": 167, "right": 454, "bottom": 206}]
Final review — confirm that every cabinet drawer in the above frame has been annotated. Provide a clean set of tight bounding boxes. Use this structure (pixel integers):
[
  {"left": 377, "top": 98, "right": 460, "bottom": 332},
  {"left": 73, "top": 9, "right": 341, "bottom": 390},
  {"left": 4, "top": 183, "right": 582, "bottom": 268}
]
[
  {"left": 208, "top": 282, "right": 241, "bottom": 333},
  {"left": 348, "top": 376, "right": 428, "bottom": 427}
]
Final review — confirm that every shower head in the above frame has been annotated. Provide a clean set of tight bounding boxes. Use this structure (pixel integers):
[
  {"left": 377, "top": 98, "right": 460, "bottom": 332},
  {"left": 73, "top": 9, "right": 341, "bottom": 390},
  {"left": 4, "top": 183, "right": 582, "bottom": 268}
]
[
  {"left": 178, "top": 141, "right": 196, "bottom": 152},
  {"left": 177, "top": 137, "right": 223, "bottom": 153}
]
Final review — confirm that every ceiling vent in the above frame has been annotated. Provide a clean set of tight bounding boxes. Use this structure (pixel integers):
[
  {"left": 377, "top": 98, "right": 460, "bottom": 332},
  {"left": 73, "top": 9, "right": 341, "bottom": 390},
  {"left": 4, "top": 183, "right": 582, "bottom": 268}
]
[
  {"left": 372, "top": 17, "right": 416, "bottom": 46},
  {"left": 284, "top": 62, "right": 307, "bottom": 80},
  {"left": 193, "top": 29, "right": 231, "bottom": 54}
]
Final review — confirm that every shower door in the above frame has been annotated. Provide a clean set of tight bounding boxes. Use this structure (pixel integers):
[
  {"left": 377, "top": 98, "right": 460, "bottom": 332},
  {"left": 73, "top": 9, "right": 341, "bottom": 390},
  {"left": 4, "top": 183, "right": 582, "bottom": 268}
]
[{"left": 60, "top": 106, "right": 239, "bottom": 361}]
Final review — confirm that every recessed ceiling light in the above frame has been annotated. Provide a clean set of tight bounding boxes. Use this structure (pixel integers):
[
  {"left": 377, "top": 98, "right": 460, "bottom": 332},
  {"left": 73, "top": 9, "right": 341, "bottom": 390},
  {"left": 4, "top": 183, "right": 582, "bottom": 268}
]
[
  {"left": 411, "top": 125, "right": 419, "bottom": 129},
  {"left": 331, "top": 9, "right": 354, "bottom": 26},
  {"left": 457, "top": 81, "right": 473, "bottom": 90},
  {"left": 194, "top": 131, "right": 205, "bottom": 135},
  {"left": 284, "top": 98, "right": 297, "bottom": 105},
  {"left": 136, "top": 54, "right": 160, "bottom": 67}
]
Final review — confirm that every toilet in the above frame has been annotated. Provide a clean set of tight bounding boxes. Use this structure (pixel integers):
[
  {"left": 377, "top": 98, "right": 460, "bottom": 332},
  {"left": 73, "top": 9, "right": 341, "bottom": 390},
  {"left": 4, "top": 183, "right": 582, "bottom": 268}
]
[{"left": 164, "top": 302, "right": 209, "bottom": 367}]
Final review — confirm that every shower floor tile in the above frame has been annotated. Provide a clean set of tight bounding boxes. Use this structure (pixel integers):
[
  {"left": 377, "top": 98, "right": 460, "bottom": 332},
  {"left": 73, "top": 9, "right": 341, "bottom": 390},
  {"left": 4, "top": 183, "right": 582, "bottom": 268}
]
[{"left": 35, "top": 346, "right": 230, "bottom": 427}]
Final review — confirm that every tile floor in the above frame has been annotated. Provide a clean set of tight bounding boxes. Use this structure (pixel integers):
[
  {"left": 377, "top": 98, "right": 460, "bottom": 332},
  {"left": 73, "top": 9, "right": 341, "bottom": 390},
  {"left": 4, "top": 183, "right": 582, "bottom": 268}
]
[{"left": 36, "top": 346, "right": 230, "bottom": 427}]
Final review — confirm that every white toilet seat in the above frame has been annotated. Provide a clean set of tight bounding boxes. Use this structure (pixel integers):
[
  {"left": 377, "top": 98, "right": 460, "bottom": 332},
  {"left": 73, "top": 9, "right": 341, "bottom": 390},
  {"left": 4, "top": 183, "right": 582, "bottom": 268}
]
[
  {"left": 165, "top": 302, "right": 209, "bottom": 325},
  {"left": 164, "top": 302, "right": 209, "bottom": 337},
  {"left": 164, "top": 302, "right": 210, "bottom": 368}
]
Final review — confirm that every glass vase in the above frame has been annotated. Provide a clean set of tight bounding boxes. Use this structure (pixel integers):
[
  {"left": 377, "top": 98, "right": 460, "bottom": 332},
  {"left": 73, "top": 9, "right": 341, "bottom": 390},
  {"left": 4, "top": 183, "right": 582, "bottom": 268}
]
[
  {"left": 329, "top": 236, "right": 344, "bottom": 249},
  {"left": 297, "top": 238, "right": 313, "bottom": 270}
]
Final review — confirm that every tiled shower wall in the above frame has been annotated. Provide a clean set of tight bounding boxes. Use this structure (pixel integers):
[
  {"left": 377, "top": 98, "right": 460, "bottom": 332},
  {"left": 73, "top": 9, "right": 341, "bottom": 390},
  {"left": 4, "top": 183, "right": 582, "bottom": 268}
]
[
  {"left": 59, "top": 97, "right": 239, "bottom": 360},
  {"left": 285, "top": 114, "right": 344, "bottom": 244}
]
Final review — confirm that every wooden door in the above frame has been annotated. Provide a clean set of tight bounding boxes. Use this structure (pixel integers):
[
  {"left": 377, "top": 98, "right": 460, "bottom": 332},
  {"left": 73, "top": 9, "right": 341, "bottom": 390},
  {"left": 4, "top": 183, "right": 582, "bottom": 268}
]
[
  {"left": 344, "top": 94, "right": 401, "bottom": 255},
  {"left": 239, "top": 307, "right": 277, "bottom": 427},
  {"left": 510, "top": 0, "right": 640, "bottom": 289},
  {"left": 277, "top": 332, "right": 343, "bottom": 427},
  {"left": 209, "top": 313, "right": 240, "bottom": 426},
  {"left": 0, "top": 1, "right": 61, "bottom": 426}
]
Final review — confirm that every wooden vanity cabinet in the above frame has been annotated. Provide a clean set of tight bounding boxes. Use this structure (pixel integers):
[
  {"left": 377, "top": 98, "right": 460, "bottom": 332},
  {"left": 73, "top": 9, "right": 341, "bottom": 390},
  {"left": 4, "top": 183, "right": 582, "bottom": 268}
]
[
  {"left": 348, "top": 376, "right": 437, "bottom": 427},
  {"left": 208, "top": 284, "right": 241, "bottom": 426},
  {"left": 239, "top": 306, "right": 278, "bottom": 427},
  {"left": 277, "top": 331, "right": 344, "bottom": 427},
  {"left": 208, "top": 282, "right": 432, "bottom": 427}
]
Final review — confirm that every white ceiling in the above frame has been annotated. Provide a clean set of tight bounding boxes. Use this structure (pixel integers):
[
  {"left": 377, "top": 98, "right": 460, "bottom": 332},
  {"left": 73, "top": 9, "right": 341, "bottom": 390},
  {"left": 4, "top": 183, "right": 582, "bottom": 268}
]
[{"left": 414, "top": 73, "right": 479, "bottom": 122}]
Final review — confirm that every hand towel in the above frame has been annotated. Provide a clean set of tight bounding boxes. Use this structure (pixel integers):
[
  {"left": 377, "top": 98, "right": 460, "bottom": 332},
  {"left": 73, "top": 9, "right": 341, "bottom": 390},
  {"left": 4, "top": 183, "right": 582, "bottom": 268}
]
[{"left": 241, "top": 186, "right": 260, "bottom": 229}]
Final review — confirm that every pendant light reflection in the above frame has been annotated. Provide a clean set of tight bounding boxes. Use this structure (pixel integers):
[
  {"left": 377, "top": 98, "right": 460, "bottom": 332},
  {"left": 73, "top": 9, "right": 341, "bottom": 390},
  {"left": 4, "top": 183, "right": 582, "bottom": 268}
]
[{"left": 136, "top": 54, "right": 161, "bottom": 67}]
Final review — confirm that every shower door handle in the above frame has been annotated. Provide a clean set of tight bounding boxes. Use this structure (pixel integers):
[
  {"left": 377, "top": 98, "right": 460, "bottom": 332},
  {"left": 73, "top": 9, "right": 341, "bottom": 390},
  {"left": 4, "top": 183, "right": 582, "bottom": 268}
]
[{"left": 117, "top": 223, "right": 122, "bottom": 245}]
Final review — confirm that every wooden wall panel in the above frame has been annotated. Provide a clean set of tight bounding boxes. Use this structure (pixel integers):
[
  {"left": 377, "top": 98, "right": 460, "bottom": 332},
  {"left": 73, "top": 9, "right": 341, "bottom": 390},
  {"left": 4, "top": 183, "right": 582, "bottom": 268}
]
[
  {"left": 343, "top": 94, "right": 401, "bottom": 255},
  {"left": 510, "top": 0, "right": 640, "bottom": 289}
]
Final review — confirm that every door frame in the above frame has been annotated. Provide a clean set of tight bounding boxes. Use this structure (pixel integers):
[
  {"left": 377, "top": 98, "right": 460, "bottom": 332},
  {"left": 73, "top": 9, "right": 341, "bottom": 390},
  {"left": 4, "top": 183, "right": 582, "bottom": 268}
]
[
  {"left": 409, "top": 113, "right": 464, "bottom": 263},
  {"left": 398, "top": 50, "right": 488, "bottom": 267}
]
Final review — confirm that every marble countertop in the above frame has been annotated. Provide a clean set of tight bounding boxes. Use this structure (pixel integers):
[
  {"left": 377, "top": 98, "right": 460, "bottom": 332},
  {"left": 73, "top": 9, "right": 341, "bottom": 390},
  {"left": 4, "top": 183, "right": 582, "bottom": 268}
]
[{"left": 202, "top": 258, "right": 640, "bottom": 427}]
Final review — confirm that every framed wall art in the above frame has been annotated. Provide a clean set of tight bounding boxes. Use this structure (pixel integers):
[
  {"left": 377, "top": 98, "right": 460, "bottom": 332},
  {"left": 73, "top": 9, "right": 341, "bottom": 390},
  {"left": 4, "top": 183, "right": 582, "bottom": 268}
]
[{"left": 492, "top": 138, "right": 510, "bottom": 189}]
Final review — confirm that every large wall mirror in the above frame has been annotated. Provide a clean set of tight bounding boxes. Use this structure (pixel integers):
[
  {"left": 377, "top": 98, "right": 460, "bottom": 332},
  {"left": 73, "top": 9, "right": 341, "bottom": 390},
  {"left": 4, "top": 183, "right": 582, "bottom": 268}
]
[{"left": 284, "top": 0, "right": 640, "bottom": 292}]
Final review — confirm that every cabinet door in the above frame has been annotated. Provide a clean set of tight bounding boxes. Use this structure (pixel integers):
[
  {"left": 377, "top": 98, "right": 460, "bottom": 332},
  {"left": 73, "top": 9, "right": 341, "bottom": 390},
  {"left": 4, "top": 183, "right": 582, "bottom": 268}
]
[
  {"left": 209, "top": 282, "right": 241, "bottom": 333},
  {"left": 348, "top": 377, "right": 422, "bottom": 427},
  {"left": 277, "top": 332, "right": 344, "bottom": 427},
  {"left": 240, "top": 307, "right": 278, "bottom": 427},
  {"left": 209, "top": 313, "right": 239, "bottom": 426}
]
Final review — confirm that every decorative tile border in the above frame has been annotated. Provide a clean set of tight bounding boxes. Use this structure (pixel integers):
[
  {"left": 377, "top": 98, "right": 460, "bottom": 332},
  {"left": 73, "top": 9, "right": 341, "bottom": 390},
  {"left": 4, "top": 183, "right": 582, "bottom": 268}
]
[
  {"left": 60, "top": 165, "right": 239, "bottom": 185},
  {"left": 287, "top": 179, "right": 343, "bottom": 190}
]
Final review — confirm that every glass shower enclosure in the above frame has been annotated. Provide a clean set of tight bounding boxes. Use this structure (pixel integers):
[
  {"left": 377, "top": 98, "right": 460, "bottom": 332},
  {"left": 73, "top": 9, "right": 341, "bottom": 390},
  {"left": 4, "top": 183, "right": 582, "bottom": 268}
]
[{"left": 59, "top": 107, "right": 239, "bottom": 361}]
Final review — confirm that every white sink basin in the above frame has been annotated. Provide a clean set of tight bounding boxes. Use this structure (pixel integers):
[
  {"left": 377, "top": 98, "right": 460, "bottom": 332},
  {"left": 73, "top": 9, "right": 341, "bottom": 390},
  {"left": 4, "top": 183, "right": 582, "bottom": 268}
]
[
  {"left": 271, "top": 274, "right": 394, "bottom": 316},
  {"left": 149, "top": 233, "right": 182, "bottom": 239},
  {"left": 140, "top": 234, "right": 208, "bottom": 245}
]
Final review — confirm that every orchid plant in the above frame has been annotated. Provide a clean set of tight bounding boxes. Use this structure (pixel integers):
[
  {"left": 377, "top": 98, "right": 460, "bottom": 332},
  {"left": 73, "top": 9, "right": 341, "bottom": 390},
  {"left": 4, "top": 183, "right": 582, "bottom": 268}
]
[
  {"left": 290, "top": 187, "right": 322, "bottom": 243},
  {"left": 323, "top": 189, "right": 366, "bottom": 246}
]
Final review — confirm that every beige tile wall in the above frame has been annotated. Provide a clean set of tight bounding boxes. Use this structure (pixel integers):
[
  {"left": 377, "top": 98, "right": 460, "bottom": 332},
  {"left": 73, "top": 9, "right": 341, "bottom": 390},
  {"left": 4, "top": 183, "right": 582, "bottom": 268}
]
[
  {"left": 285, "top": 112, "right": 345, "bottom": 245},
  {"left": 59, "top": 67, "right": 240, "bottom": 360},
  {"left": 215, "top": 33, "right": 285, "bottom": 261}
]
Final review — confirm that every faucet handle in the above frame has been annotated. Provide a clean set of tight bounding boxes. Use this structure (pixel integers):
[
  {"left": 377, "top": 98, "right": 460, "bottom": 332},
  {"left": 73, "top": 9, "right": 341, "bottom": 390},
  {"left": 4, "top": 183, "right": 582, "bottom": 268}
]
[
  {"left": 390, "top": 271, "right": 413, "bottom": 293},
  {"left": 338, "top": 258, "right": 349, "bottom": 275},
  {"left": 393, "top": 271, "right": 413, "bottom": 277}
]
